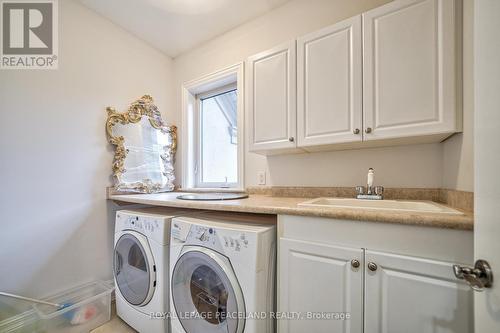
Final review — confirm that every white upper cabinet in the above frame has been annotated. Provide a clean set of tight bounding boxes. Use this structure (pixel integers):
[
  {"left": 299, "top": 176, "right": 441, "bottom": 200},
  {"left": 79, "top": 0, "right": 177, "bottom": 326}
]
[
  {"left": 247, "top": 0, "right": 461, "bottom": 155},
  {"left": 247, "top": 41, "right": 297, "bottom": 153},
  {"left": 297, "top": 15, "right": 363, "bottom": 147},
  {"left": 362, "top": 0, "right": 461, "bottom": 141},
  {"left": 364, "top": 250, "right": 473, "bottom": 333}
]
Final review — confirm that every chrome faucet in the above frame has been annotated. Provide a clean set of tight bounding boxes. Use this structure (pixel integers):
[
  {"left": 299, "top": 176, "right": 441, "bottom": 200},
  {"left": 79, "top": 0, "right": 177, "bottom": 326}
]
[{"left": 356, "top": 168, "right": 384, "bottom": 200}]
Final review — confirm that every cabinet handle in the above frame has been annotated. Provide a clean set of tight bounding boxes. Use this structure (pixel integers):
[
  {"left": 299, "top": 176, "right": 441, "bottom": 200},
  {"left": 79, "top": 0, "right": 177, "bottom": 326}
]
[
  {"left": 351, "top": 259, "right": 360, "bottom": 268},
  {"left": 288, "top": 137, "right": 294, "bottom": 142},
  {"left": 367, "top": 262, "right": 378, "bottom": 271},
  {"left": 365, "top": 127, "right": 372, "bottom": 134},
  {"left": 353, "top": 128, "right": 360, "bottom": 135}
]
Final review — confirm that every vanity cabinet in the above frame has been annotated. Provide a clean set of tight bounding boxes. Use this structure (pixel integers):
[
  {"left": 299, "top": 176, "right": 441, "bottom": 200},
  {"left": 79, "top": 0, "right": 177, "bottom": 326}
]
[
  {"left": 277, "top": 215, "right": 473, "bottom": 333},
  {"left": 247, "top": 0, "right": 461, "bottom": 155},
  {"left": 364, "top": 250, "right": 473, "bottom": 333},
  {"left": 279, "top": 238, "right": 363, "bottom": 333},
  {"left": 247, "top": 41, "right": 297, "bottom": 153}
]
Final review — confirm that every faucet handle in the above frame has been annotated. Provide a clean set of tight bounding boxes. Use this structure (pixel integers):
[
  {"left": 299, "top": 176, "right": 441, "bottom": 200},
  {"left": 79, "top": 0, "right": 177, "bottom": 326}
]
[
  {"left": 355, "top": 186, "right": 365, "bottom": 195},
  {"left": 374, "top": 186, "right": 384, "bottom": 196}
]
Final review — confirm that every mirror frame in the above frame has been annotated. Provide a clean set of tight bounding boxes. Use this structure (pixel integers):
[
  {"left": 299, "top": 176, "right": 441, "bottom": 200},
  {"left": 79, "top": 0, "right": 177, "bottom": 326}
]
[{"left": 105, "top": 95, "right": 177, "bottom": 193}]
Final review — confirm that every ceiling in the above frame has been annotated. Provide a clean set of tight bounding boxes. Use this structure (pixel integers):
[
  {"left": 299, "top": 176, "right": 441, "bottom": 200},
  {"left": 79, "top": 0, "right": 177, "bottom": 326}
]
[{"left": 79, "top": 0, "right": 290, "bottom": 58}]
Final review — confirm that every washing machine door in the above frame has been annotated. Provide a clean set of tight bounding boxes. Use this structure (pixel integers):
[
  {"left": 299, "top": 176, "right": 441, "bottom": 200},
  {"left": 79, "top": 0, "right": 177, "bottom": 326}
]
[
  {"left": 114, "top": 231, "right": 156, "bottom": 306},
  {"left": 171, "top": 246, "right": 245, "bottom": 333}
]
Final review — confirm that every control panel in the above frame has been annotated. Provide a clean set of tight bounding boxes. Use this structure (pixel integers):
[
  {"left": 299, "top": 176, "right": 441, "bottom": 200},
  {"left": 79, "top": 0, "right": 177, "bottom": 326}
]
[
  {"left": 190, "top": 225, "right": 219, "bottom": 247},
  {"left": 171, "top": 219, "right": 190, "bottom": 242},
  {"left": 171, "top": 218, "right": 252, "bottom": 254},
  {"left": 221, "top": 232, "right": 249, "bottom": 252},
  {"left": 116, "top": 211, "right": 169, "bottom": 245},
  {"left": 117, "top": 213, "right": 159, "bottom": 232}
]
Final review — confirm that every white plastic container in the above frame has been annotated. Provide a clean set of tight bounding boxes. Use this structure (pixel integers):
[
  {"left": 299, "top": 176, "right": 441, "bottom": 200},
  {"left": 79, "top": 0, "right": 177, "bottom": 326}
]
[
  {"left": 0, "top": 309, "right": 41, "bottom": 333},
  {"left": 0, "top": 292, "right": 42, "bottom": 333},
  {"left": 33, "top": 281, "right": 113, "bottom": 333}
]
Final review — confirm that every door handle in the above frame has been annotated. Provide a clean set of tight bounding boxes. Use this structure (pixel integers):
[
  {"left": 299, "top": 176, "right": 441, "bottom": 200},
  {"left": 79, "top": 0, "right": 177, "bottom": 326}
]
[{"left": 453, "top": 259, "right": 493, "bottom": 291}]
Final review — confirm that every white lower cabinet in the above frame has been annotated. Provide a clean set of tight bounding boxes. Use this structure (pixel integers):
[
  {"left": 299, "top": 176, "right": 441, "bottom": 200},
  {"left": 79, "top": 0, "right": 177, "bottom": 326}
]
[
  {"left": 364, "top": 250, "right": 473, "bottom": 333},
  {"left": 279, "top": 238, "right": 363, "bottom": 333},
  {"left": 278, "top": 216, "right": 474, "bottom": 333}
]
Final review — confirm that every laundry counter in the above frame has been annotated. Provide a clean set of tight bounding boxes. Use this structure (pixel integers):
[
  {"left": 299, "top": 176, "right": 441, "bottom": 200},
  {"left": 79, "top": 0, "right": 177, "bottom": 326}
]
[{"left": 107, "top": 191, "right": 473, "bottom": 230}]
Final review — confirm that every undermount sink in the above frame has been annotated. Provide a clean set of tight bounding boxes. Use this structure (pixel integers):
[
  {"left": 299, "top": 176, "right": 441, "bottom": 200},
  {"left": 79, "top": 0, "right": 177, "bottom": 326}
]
[{"left": 298, "top": 198, "right": 464, "bottom": 215}]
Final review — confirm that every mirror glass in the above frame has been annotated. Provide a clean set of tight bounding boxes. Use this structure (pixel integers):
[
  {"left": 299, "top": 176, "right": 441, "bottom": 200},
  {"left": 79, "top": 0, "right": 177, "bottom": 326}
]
[{"left": 113, "top": 117, "right": 174, "bottom": 190}]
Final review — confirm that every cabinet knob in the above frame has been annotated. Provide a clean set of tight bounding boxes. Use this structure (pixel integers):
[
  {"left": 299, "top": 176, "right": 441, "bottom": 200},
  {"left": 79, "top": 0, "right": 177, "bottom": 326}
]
[
  {"left": 351, "top": 259, "right": 360, "bottom": 268},
  {"left": 353, "top": 128, "right": 360, "bottom": 135},
  {"left": 368, "top": 262, "right": 378, "bottom": 271},
  {"left": 365, "top": 127, "right": 372, "bottom": 134},
  {"left": 288, "top": 137, "right": 294, "bottom": 142}
]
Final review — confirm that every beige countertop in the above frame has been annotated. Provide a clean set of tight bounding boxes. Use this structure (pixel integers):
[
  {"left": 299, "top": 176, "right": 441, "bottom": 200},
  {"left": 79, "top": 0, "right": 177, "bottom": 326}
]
[{"left": 108, "top": 192, "right": 473, "bottom": 230}]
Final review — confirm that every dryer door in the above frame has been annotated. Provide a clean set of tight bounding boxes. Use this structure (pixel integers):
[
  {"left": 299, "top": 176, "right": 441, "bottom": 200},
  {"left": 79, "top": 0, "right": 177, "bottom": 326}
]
[
  {"left": 171, "top": 246, "right": 246, "bottom": 333},
  {"left": 114, "top": 231, "right": 156, "bottom": 306}
]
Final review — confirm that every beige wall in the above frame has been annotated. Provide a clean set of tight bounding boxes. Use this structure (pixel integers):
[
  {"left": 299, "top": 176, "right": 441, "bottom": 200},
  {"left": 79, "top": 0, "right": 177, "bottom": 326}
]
[
  {"left": 0, "top": 0, "right": 173, "bottom": 297},
  {"left": 173, "top": 0, "right": 474, "bottom": 190}
]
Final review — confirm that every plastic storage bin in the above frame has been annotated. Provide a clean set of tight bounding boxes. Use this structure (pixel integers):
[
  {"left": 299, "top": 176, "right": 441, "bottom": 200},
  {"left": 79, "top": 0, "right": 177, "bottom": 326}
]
[
  {"left": 0, "top": 309, "right": 41, "bottom": 333},
  {"left": 0, "top": 293, "right": 42, "bottom": 333},
  {"left": 33, "top": 281, "right": 113, "bottom": 333}
]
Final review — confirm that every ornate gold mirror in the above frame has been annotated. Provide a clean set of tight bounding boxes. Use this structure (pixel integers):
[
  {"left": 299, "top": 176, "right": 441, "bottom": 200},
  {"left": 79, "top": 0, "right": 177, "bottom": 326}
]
[{"left": 106, "top": 95, "right": 177, "bottom": 193}]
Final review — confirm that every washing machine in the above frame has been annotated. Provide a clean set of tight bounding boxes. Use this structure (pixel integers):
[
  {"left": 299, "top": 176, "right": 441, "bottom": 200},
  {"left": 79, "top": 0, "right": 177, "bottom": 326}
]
[
  {"left": 169, "top": 212, "right": 276, "bottom": 333},
  {"left": 113, "top": 208, "right": 196, "bottom": 333}
]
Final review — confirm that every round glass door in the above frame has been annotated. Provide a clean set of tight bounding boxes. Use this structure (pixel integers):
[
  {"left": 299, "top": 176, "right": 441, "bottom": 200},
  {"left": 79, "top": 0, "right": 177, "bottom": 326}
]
[
  {"left": 172, "top": 248, "right": 245, "bottom": 333},
  {"left": 114, "top": 232, "right": 155, "bottom": 306}
]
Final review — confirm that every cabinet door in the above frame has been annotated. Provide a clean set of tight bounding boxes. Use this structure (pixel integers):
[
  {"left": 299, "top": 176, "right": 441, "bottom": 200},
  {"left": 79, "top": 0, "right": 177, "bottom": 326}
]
[
  {"left": 297, "top": 15, "right": 362, "bottom": 147},
  {"left": 247, "top": 41, "right": 297, "bottom": 152},
  {"left": 364, "top": 250, "right": 473, "bottom": 333},
  {"left": 279, "top": 238, "right": 363, "bottom": 333},
  {"left": 363, "top": 0, "right": 460, "bottom": 141}
]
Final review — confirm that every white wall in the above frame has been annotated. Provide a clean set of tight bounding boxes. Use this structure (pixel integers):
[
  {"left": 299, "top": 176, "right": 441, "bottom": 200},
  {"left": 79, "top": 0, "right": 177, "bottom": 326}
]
[
  {"left": 173, "top": 0, "right": 474, "bottom": 191},
  {"left": 0, "top": 0, "right": 173, "bottom": 297},
  {"left": 442, "top": 0, "right": 474, "bottom": 191},
  {"left": 473, "top": 0, "right": 500, "bottom": 329}
]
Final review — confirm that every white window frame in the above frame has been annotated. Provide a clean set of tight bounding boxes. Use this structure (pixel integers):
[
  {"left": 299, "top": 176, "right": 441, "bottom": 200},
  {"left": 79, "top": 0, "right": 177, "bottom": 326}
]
[{"left": 181, "top": 63, "right": 244, "bottom": 191}]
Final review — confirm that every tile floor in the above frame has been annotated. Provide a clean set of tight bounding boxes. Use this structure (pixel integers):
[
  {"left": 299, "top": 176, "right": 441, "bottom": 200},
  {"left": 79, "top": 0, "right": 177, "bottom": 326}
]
[{"left": 90, "top": 303, "right": 136, "bottom": 333}]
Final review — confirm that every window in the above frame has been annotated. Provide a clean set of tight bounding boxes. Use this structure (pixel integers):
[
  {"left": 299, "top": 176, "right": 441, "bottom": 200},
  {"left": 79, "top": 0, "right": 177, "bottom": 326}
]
[
  {"left": 196, "top": 84, "right": 238, "bottom": 187},
  {"left": 181, "top": 63, "right": 244, "bottom": 190}
]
